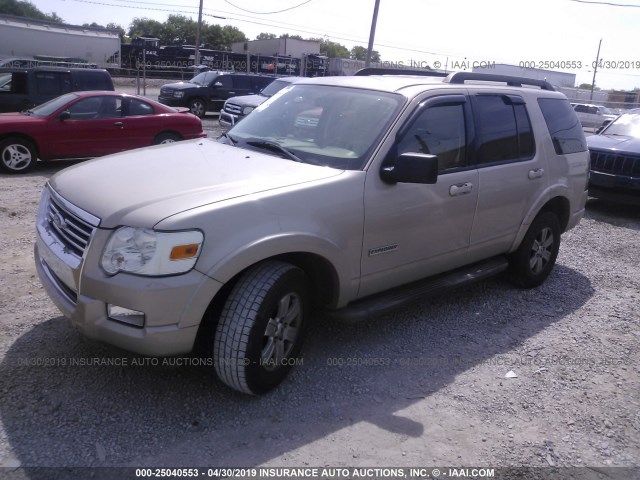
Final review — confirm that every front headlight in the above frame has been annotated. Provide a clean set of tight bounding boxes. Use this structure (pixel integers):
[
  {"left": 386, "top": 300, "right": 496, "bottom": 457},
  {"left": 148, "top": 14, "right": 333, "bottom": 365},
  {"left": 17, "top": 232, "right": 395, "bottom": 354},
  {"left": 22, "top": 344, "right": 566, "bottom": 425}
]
[
  {"left": 101, "top": 227, "right": 203, "bottom": 276},
  {"left": 242, "top": 106, "right": 255, "bottom": 115},
  {"left": 174, "top": 91, "right": 184, "bottom": 98}
]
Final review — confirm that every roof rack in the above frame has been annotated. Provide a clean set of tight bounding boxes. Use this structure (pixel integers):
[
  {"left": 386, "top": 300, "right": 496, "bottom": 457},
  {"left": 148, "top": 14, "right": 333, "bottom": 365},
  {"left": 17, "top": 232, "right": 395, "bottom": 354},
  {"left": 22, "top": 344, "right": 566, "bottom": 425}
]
[
  {"left": 444, "top": 72, "right": 555, "bottom": 91},
  {"left": 354, "top": 67, "right": 448, "bottom": 77}
]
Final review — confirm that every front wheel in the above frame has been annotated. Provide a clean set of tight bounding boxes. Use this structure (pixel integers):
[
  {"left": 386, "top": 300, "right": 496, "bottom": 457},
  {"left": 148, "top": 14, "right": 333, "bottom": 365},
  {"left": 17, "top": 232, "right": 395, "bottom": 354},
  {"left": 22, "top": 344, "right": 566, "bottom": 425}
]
[
  {"left": 0, "top": 137, "right": 37, "bottom": 174},
  {"left": 188, "top": 98, "right": 207, "bottom": 118},
  {"left": 213, "top": 261, "right": 309, "bottom": 395},
  {"left": 508, "top": 211, "right": 561, "bottom": 288},
  {"left": 153, "top": 132, "right": 182, "bottom": 145}
]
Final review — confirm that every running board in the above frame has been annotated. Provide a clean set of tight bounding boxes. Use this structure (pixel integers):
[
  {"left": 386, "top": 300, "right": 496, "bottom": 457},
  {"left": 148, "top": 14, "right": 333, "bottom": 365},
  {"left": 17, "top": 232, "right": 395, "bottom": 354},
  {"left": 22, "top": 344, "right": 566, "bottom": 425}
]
[{"left": 324, "top": 256, "right": 509, "bottom": 323}]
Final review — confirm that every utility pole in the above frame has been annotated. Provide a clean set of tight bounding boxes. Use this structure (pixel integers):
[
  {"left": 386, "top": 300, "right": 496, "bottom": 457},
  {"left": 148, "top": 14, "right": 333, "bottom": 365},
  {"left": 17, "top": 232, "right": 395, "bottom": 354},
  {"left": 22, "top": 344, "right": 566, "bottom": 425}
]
[
  {"left": 590, "top": 39, "right": 602, "bottom": 102},
  {"left": 365, "top": 0, "right": 381, "bottom": 68},
  {"left": 194, "top": 0, "right": 204, "bottom": 66}
]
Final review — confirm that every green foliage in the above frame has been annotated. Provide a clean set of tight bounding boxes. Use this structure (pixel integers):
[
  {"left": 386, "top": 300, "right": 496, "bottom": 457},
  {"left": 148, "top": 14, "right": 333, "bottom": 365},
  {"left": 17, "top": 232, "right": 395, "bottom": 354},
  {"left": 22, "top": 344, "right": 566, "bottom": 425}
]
[
  {"left": 128, "top": 15, "right": 245, "bottom": 49},
  {"left": 318, "top": 39, "right": 349, "bottom": 59},
  {"left": 0, "top": 0, "right": 63, "bottom": 22},
  {"left": 256, "top": 32, "right": 277, "bottom": 40},
  {"left": 350, "top": 45, "right": 380, "bottom": 62}
]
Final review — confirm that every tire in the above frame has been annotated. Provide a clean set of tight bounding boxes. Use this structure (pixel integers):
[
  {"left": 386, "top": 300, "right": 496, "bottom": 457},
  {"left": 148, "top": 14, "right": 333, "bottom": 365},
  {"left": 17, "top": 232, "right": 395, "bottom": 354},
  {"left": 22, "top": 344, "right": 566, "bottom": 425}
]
[
  {"left": 508, "top": 211, "right": 561, "bottom": 288},
  {"left": 153, "top": 132, "right": 182, "bottom": 145},
  {"left": 0, "top": 137, "right": 37, "bottom": 174},
  {"left": 213, "top": 261, "right": 309, "bottom": 395},
  {"left": 188, "top": 98, "right": 207, "bottom": 118}
]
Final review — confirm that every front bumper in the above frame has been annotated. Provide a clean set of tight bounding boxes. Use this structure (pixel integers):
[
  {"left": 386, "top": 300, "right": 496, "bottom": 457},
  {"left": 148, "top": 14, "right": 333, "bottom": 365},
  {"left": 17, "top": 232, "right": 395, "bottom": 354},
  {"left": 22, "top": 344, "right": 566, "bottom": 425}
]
[
  {"left": 589, "top": 170, "right": 640, "bottom": 205},
  {"left": 219, "top": 110, "right": 238, "bottom": 129},
  {"left": 35, "top": 208, "right": 223, "bottom": 356}
]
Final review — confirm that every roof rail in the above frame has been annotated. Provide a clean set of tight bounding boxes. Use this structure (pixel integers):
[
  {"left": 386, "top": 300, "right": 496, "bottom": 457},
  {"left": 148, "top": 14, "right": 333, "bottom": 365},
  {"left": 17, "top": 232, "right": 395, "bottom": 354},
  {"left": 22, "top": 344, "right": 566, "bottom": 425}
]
[
  {"left": 444, "top": 72, "right": 555, "bottom": 91},
  {"left": 354, "top": 67, "right": 448, "bottom": 77}
]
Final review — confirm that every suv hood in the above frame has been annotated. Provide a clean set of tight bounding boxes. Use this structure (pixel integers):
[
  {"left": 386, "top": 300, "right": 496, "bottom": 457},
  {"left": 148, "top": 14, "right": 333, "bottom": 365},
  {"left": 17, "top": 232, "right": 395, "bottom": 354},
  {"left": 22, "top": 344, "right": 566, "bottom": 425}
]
[
  {"left": 225, "top": 94, "right": 266, "bottom": 108},
  {"left": 49, "top": 139, "right": 344, "bottom": 228},
  {"left": 587, "top": 134, "right": 640, "bottom": 154},
  {"left": 162, "top": 82, "right": 201, "bottom": 91}
]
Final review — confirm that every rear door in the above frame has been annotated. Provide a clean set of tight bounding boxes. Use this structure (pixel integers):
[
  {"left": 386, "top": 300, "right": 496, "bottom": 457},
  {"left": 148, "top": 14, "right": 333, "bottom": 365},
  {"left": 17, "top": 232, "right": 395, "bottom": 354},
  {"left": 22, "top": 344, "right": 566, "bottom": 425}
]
[{"left": 467, "top": 92, "right": 546, "bottom": 262}]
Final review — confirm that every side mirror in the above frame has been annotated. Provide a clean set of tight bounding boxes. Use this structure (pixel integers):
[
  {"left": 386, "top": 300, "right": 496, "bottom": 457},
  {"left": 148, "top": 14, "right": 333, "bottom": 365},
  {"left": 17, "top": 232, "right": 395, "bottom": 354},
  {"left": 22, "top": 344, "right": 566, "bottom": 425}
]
[
  {"left": 58, "top": 110, "right": 71, "bottom": 121},
  {"left": 213, "top": 81, "right": 223, "bottom": 87},
  {"left": 381, "top": 152, "right": 439, "bottom": 184}
]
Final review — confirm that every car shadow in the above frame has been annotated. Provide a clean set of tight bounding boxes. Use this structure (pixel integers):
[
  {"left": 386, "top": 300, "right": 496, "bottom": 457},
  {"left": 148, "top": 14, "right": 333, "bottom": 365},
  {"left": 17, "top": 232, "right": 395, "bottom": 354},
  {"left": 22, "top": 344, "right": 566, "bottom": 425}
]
[{"left": 0, "top": 265, "right": 593, "bottom": 477}]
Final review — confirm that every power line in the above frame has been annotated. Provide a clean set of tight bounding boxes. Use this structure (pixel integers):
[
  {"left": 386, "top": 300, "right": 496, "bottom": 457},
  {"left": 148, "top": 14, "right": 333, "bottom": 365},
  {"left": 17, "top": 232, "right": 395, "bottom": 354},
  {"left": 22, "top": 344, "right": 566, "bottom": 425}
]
[
  {"left": 222, "top": 0, "right": 314, "bottom": 15},
  {"left": 569, "top": 0, "right": 640, "bottom": 7}
]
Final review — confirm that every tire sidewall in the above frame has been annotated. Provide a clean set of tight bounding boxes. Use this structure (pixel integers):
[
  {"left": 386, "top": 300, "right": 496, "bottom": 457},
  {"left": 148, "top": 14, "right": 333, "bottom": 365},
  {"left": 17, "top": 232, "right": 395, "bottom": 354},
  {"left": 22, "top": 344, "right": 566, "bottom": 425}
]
[
  {"left": 511, "top": 212, "right": 561, "bottom": 288},
  {"left": 242, "top": 267, "right": 309, "bottom": 394}
]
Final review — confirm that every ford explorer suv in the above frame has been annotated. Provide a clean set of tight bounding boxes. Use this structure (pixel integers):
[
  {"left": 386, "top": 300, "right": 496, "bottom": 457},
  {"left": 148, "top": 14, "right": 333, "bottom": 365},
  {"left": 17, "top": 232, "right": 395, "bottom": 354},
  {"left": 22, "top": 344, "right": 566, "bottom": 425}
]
[
  {"left": 219, "top": 76, "right": 302, "bottom": 128},
  {"left": 35, "top": 71, "right": 589, "bottom": 395},
  {"left": 158, "top": 71, "right": 275, "bottom": 118},
  {"left": 0, "top": 67, "right": 114, "bottom": 113}
]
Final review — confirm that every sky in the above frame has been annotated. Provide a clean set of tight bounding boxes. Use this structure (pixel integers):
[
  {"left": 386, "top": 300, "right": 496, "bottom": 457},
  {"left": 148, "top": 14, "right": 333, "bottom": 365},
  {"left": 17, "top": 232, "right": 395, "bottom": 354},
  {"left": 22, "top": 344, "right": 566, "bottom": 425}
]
[{"left": 26, "top": 0, "right": 640, "bottom": 91}]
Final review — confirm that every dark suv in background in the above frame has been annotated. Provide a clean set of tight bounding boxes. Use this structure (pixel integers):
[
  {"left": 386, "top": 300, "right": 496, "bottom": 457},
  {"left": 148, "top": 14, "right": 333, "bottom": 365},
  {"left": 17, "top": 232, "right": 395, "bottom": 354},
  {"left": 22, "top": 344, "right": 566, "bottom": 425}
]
[
  {"left": 158, "top": 71, "right": 276, "bottom": 118},
  {"left": 0, "top": 67, "right": 114, "bottom": 113}
]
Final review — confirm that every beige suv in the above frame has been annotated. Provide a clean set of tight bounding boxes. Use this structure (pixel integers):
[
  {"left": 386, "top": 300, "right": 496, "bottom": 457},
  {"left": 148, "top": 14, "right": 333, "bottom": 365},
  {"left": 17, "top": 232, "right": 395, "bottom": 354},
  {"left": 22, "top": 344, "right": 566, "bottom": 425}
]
[{"left": 35, "top": 71, "right": 589, "bottom": 395}]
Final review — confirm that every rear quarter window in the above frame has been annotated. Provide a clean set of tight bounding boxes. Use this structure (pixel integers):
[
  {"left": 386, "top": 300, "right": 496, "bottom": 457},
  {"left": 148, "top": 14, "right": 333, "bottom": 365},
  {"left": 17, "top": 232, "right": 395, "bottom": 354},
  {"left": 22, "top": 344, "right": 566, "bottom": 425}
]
[{"left": 537, "top": 98, "right": 587, "bottom": 155}]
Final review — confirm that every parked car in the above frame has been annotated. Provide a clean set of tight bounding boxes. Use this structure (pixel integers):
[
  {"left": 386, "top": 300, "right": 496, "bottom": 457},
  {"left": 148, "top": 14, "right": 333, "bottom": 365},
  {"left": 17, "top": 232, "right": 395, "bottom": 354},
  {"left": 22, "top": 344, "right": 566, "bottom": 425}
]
[
  {"left": 572, "top": 103, "right": 617, "bottom": 129},
  {"left": 158, "top": 71, "right": 276, "bottom": 118},
  {"left": 219, "top": 76, "right": 303, "bottom": 128},
  {"left": 0, "top": 67, "right": 114, "bottom": 113},
  {"left": 35, "top": 72, "right": 588, "bottom": 395},
  {"left": 0, "top": 91, "right": 206, "bottom": 173},
  {"left": 587, "top": 108, "right": 640, "bottom": 205}
]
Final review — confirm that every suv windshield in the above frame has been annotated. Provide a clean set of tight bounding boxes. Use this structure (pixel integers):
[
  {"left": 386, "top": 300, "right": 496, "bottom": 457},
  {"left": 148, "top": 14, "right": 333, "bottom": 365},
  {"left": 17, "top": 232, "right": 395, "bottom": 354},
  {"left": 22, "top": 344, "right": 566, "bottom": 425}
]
[
  {"left": 190, "top": 71, "right": 218, "bottom": 86},
  {"left": 259, "top": 79, "right": 295, "bottom": 97},
  {"left": 225, "top": 84, "right": 403, "bottom": 170},
  {"left": 601, "top": 112, "right": 640, "bottom": 137}
]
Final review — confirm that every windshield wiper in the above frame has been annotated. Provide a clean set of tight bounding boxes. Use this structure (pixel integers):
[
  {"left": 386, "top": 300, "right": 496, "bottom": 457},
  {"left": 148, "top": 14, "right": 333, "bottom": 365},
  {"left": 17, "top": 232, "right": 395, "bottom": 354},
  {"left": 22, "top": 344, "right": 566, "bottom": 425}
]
[
  {"left": 220, "top": 132, "right": 238, "bottom": 145},
  {"left": 246, "top": 140, "right": 303, "bottom": 163}
]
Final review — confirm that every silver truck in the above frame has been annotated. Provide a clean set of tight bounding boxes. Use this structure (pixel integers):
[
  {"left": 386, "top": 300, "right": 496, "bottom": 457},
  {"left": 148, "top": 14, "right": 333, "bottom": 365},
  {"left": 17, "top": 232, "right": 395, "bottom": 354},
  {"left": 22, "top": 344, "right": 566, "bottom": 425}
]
[{"left": 35, "top": 71, "right": 589, "bottom": 395}]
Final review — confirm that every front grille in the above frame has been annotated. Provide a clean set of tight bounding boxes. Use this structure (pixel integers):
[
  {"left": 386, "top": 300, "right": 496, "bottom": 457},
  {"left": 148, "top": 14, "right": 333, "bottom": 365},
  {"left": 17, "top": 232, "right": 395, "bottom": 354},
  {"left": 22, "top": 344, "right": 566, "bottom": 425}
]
[
  {"left": 160, "top": 87, "right": 173, "bottom": 96},
  {"left": 224, "top": 103, "right": 242, "bottom": 115},
  {"left": 590, "top": 149, "right": 640, "bottom": 176},
  {"left": 46, "top": 192, "right": 96, "bottom": 257}
]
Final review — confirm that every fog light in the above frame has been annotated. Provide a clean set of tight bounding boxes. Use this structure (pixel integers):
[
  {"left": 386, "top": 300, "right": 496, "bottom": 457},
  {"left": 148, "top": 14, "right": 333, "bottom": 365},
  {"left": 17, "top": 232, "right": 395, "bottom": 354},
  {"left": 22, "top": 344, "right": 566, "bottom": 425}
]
[{"left": 107, "top": 304, "right": 145, "bottom": 327}]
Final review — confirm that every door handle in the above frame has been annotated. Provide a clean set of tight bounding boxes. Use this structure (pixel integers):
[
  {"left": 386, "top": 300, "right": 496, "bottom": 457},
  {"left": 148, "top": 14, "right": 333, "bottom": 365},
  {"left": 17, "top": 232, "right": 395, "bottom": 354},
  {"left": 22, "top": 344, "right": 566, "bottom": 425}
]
[
  {"left": 228, "top": 91, "right": 236, "bottom": 95},
  {"left": 528, "top": 168, "right": 544, "bottom": 179},
  {"left": 449, "top": 182, "right": 473, "bottom": 196},
  {"left": 113, "top": 122, "right": 124, "bottom": 127}
]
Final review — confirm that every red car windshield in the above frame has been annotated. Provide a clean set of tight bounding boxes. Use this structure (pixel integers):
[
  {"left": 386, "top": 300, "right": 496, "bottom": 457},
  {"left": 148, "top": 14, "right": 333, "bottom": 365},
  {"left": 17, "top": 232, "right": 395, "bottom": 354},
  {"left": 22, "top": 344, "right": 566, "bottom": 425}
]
[{"left": 27, "top": 93, "right": 79, "bottom": 117}]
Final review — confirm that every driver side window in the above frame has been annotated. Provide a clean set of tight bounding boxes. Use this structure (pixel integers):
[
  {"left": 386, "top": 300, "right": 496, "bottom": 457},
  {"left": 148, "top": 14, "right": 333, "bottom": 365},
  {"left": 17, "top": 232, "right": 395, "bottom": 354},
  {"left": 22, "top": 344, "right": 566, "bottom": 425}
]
[{"left": 397, "top": 103, "right": 467, "bottom": 172}]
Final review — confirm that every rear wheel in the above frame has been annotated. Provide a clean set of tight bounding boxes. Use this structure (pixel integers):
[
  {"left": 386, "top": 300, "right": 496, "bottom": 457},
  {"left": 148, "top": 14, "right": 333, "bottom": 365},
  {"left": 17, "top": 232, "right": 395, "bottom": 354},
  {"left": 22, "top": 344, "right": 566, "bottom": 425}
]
[
  {"left": 188, "top": 98, "right": 207, "bottom": 118},
  {"left": 153, "top": 132, "right": 182, "bottom": 145},
  {"left": 508, "top": 211, "right": 561, "bottom": 288},
  {"left": 213, "top": 261, "right": 309, "bottom": 395},
  {"left": 0, "top": 137, "right": 37, "bottom": 174}
]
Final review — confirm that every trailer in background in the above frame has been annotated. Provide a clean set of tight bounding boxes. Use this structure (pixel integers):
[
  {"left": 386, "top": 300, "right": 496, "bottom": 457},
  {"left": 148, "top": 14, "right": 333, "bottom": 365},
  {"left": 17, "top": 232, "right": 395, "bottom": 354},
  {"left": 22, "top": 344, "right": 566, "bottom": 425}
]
[{"left": 0, "top": 14, "right": 120, "bottom": 69}]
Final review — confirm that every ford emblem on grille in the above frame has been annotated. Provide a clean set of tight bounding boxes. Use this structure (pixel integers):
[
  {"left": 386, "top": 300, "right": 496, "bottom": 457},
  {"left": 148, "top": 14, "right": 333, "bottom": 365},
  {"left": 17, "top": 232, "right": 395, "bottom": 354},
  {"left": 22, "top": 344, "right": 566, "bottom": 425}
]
[{"left": 52, "top": 212, "right": 68, "bottom": 231}]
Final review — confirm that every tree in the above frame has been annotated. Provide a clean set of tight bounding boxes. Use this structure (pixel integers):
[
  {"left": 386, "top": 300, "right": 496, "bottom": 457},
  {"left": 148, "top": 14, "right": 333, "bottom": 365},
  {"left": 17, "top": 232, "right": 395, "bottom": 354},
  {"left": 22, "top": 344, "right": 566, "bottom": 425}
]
[
  {"left": 350, "top": 45, "right": 380, "bottom": 62},
  {"left": 256, "top": 32, "right": 276, "bottom": 40},
  {"left": 128, "top": 17, "right": 165, "bottom": 42},
  {"left": 578, "top": 82, "right": 599, "bottom": 91},
  {"left": 317, "top": 39, "right": 349, "bottom": 59},
  {"left": 0, "top": 0, "right": 63, "bottom": 22},
  {"left": 106, "top": 22, "right": 126, "bottom": 41}
]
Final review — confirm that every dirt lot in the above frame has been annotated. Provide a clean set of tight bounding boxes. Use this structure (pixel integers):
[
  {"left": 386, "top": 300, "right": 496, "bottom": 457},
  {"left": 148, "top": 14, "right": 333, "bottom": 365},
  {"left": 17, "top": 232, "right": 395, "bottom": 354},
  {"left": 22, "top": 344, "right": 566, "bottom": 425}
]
[{"left": 0, "top": 153, "right": 639, "bottom": 479}]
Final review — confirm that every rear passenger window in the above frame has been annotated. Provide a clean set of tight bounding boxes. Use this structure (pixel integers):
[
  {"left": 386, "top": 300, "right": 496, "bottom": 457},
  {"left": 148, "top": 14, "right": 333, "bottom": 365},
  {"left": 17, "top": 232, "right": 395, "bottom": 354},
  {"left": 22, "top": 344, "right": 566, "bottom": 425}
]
[
  {"left": 77, "top": 71, "right": 113, "bottom": 91},
  {"left": 35, "top": 72, "right": 72, "bottom": 96},
  {"left": 233, "top": 76, "right": 251, "bottom": 89},
  {"left": 537, "top": 98, "right": 587, "bottom": 155},
  {"left": 127, "top": 98, "right": 154, "bottom": 116},
  {"left": 474, "top": 95, "right": 535, "bottom": 164}
]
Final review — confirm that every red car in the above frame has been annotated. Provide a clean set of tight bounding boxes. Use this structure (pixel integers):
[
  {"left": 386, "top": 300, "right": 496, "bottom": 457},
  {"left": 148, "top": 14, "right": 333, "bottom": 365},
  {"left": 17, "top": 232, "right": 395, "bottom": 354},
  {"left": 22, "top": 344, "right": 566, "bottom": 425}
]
[{"left": 0, "top": 91, "right": 207, "bottom": 173}]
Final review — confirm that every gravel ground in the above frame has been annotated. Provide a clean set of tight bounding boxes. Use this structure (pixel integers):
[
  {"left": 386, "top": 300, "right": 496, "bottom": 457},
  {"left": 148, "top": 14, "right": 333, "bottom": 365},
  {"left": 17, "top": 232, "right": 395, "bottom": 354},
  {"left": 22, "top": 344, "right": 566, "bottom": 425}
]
[{"left": 0, "top": 84, "right": 639, "bottom": 478}]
